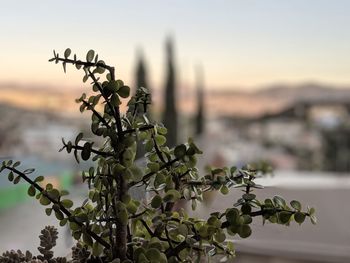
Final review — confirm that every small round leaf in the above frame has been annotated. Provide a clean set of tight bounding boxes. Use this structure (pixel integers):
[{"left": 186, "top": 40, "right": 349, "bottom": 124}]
[
  {"left": 151, "top": 195, "right": 162, "bottom": 209},
  {"left": 86, "top": 49, "right": 95, "bottom": 62},
  {"left": 28, "top": 185, "right": 36, "bottom": 196},
  {"left": 117, "top": 85, "right": 130, "bottom": 98},
  {"left": 64, "top": 48, "right": 71, "bottom": 58}
]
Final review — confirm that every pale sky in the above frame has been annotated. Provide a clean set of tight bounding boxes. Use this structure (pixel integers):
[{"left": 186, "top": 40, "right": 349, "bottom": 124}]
[{"left": 1, "top": 0, "right": 350, "bottom": 90}]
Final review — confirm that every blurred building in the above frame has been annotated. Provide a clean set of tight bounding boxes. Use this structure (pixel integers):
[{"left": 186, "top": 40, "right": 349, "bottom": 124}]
[{"left": 216, "top": 98, "right": 350, "bottom": 173}]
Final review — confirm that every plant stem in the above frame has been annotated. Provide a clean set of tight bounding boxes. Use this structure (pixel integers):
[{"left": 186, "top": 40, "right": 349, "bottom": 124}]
[{"left": 108, "top": 66, "right": 128, "bottom": 261}]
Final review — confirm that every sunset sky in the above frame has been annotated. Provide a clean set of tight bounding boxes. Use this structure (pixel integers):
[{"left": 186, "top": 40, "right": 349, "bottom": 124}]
[{"left": 1, "top": 0, "right": 350, "bottom": 91}]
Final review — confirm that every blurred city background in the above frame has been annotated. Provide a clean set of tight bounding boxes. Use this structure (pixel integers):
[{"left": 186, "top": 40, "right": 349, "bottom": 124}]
[{"left": 1, "top": 1, "right": 350, "bottom": 262}]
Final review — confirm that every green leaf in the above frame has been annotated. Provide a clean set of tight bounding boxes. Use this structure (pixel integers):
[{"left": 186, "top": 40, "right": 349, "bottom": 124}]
[
  {"left": 146, "top": 248, "right": 161, "bottom": 261},
  {"left": 39, "top": 196, "right": 51, "bottom": 206},
  {"left": 55, "top": 211, "right": 64, "bottom": 220},
  {"left": 183, "top": 188, "right": 191, "bottom": 200},
  {"left": 111, "top": 94, "right": 121, "bottom": 106},
  {"left": 273, "top": 195, "right": 286, "bottom": 208},
  {"left": 61, "top": 199, "right": 73, "bottom": 208},
  {"left": 178, "top": 224, "right": 188, "bottom": 237},
  {"left": 64, "top": 48, "right": 71, "bottom": 58},
  {"left": 92, "top": 224, "right": 102, "bottom": 234},
  {"left": 122, "top": 194, "right": 131, "bottom": 204},
  {"left": 157, "top": 126, "right": 167, "bottom": 135},
  {"left": 151, "top": 195, "right": 162, "bottom": 209},
  {"left": 264, "top": 198, "right": 274, "bottom": 207},
  {"left": 83, "top": 75, "right": 89, "bottom": 83},
  {"left": 105, "top": 73, "right": 111, "bottom": 81},
  {"left": 72, "top": 230, "right": 81, "bottom": 240},
  {"left": 107, "top": 80, "right": 118, "bottom": 92},
  {"left": 230, "top": 166, "right": 237, "bottom": 175},
  {"left": 60, "top": 218, "right": 68, "bottom": 226},
  {"left": 220, "top": 185, "right": 229, "bottom": 195},
  {"left": 69, "top": 222, "right": 81, "bottom": 231},
  {"left": 130, "top": 165, "right": 143, "bottom": 181},
  {"left": 238, "top": 225, "right": 251, "bottom": 238},
  {"left": 145, "top": 140, "right": 154, "bottom": 152},
  {"left": 45, "top": 208, "right": 52, "bottom": 216},
  {"left": 215, "top": 231, "right": 226, "bottom": 242},
  {"left": 191, "top": 199, "right": 197, "bottom": 210},
  {"left": 163, "top": 189, "right": 181, "bottom": 203},
  {"left": 24, "top": 168, "right": 35, "bottom": 174},
  {"left": 187, "top": 155, "right": 197, "bottom": 168},
  {"left": 155, "top": 135, "right": 166, "bottom": 146},
  {"left": 294, "top": 212, "right": 306, "bottom": 224},
  {"left": 308, "top": 207, "right": 316, "bottom": 216},
  {"left": 86, "top": 49, "right": 95, "bottom": 62},
  {"left": 13, "top": 176, "right": 21, "bottom": 184},
  {"left": 310, "top": 215, "right": 317, "bottom": 225},
  {"left": 122, "top": 148, "right": 135, "bottom": 167},
  {"left": 75, "top": 132, "right": 83, "bottom": 145},
  {"left": 117, "top": 85, "right": 130, "bottom": 98},
  {"left": 226, "top": 208, "right": 239, "bottom": 224},
  {"left": 242, "top": 193, "right": 256, "bottom": 201},
  {"left": 48, "top": 189, "right": 60, "bottom": 200},
  {"left": 94, "top": 66, "right": 105, "bottom": 74},
  {"left": 174, "top": 144, "right": 187, "bottom": 158},
  {"left": 8, "top": 172, "right": 14, "bottom": 181},
  {"left": 126, "top": 201, "right": 139, "bottom": 214},
  {"left": 61, "top": 190, "right": 69, "bottom": 196},
  {"left": 34, "top": 176, "right": 44, "bottom": 183},
  {"left": 197, "top": 225, "right": 208, "bottom": 238},
  {"left": 147, "top": 162, "right": 159, "bottom": 173},
  {"left": 28, "top": 185, "right": 36, "bottom": 196},
  {"left": 290, "top": 200, "right": 301, "bottom": 211},
  {"left": 83, "top": 232, "right": 93, "bottom": 246},
  {"left": 241, "top": 203, "right": 252, "bottom": 214},
  {"left": 81, "top": 142, "right": 91, "bottom": 161},
  {"left": 92, "top": 242, "right": 103, "bottom": 256},
  {"left": 188, "top": 140, "right": 203, "bottom": 154},
  {"left": 279, "top": 211, "right": 292, "bottom": 224},
  {"left": 154, "top": 173, "right": 166, "bottom": 187}
]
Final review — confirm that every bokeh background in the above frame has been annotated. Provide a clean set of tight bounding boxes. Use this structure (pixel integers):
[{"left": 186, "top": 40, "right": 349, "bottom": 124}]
[{"left": 1, "top": 1, "right": 350, "bottom": 262}]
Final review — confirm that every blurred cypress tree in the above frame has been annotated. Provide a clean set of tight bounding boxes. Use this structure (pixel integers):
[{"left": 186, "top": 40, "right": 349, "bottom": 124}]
[
  {"left": 135, "top": 50, "right": 148, "bottom": 94},
  {"left": 162, "top": 36, "right": 177, "bottom": 147},
  {"left": 135, "top": 50, "right": 150, "bottom": 159},
  {"left": 195, "top": 65, "right": 204, "bottom": 135}
]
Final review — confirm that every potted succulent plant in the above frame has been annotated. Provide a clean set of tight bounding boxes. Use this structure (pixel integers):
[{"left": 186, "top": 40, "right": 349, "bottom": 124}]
[{"left": 0, "top": 49, "right": 316, "bottom": 263}]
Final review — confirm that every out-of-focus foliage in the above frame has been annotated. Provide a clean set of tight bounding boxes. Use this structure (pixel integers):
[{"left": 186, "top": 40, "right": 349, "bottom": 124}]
[
  {"left": 0, "top": 226, "right": 67, "bottom": 263},
  {"left": 0, "top": 49, "right": 316, "bottom": 262}
]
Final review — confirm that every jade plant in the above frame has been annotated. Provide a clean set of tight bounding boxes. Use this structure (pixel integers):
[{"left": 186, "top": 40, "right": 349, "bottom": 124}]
[{"left": 0, "top": 49, "right": 316, "bottom": 263}]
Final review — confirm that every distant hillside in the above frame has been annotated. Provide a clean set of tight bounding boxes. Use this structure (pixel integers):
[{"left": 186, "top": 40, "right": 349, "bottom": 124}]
[
  {"left": 254, "top": 83, "right": 350, "bottom": 102},
  {"left": 1, "top": 82, "right": 350, "bottom": 118},
  {"left": 204, "top": 83, "right": 350, "bottom": 117},
  {"left": 0, "top": 83, "right": 84, "bottom": 115}
]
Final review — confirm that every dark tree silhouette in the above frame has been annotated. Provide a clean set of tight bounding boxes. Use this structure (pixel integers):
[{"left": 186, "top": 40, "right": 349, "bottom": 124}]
[
  {"left": 195, "top": 65, "right": 204, "bottom": 135},
  {"left": 135, "top": 50, "right": 151, "bottom": 159},
  {"left": 135, "top": 50, "right": 148, "bottom": 93},
  {"left": 162, "top": 36, "right": 177, "bottom": 147}
]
